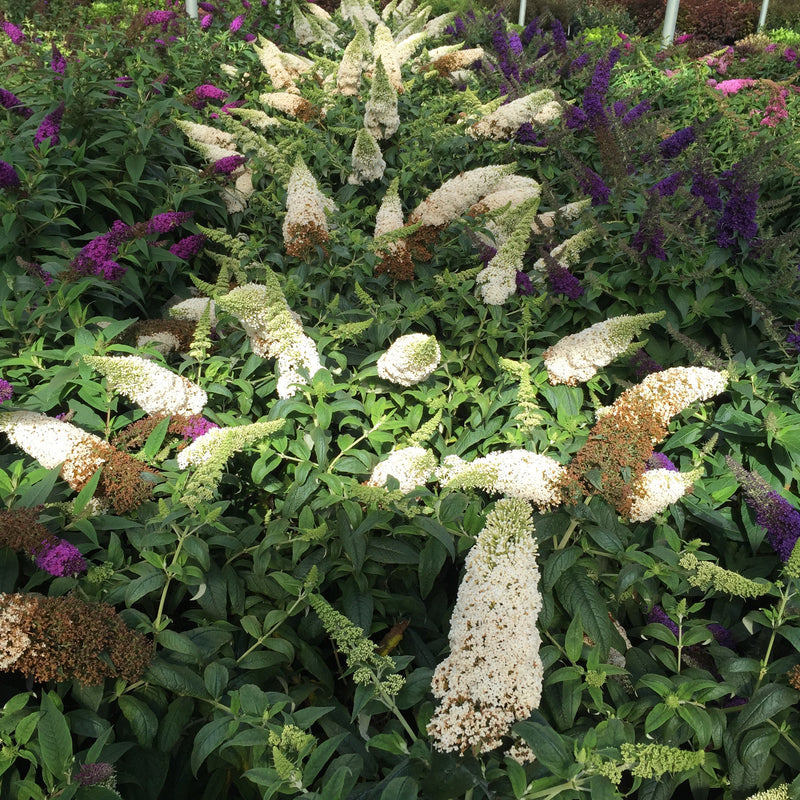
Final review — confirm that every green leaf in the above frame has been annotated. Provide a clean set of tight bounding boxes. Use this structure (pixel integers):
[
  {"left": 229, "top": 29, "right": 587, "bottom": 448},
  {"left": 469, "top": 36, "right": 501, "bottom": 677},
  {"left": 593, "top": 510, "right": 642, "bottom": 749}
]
[
  {"left": 513, "top": 715, "right": 572, "bottom": 777},
  {"left": 191, "top": 717, "right": 233, "bottom": 776},
  {"left": 118, "top": 695, "right": 158, "bottom": 747},
  {"left": 505, "top": 757, "right": 528, "bottom": 799},
  {"left": 556, "top": 567, "right": 621, "bottom": 657},
  {"left": 125, "top": 569, "right": 166, "bottom": 605},
  {"left": 302, "top": 733, "right": 348, "bottom": 786},
  {"left": 564, "top": 611, "right": 584, "bottom": 663},
  {"left": 18, "top": 465, "right": 62, "bottom": 507},
  {"left": 379, "top": 777, "right": 419, "bottom": 800},
  {"left": 157, "top": 697, "right": 195, "bottom": 752},
  {"left": 125, "top": 154, "right": 147, "bottom": 185},
  {"left": 142, "top": 416, "right": 172, "bottom": 461},
  {"left": 542, "top": 547, "right": 581, "bottom": 592},
  {"left": 203, "top": 662, "right": 229, "bottom": 700},
  {"left": 157, "top": 629, "right": 200, "bottom": 659},
  {"left": 729, "top": 685, "right": 799, "bottom": 738},
  {"left": 418, "top": 538, "right": 448, "bottom": 598},
  {"left": 39, "top": 692, "right": 73, "bottom": 781}
]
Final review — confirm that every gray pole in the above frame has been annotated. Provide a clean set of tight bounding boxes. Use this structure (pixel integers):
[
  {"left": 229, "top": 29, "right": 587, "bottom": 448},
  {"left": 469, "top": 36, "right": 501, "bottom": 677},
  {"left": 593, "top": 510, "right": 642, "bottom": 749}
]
[
  {"left": 518, "top": 0, "right": 527, "bottom": 27},
  {"left": 185, "top": 0, "right": 198, "bottom": 20},
  {"left": 660, "top": 0, "right": 680, "bottom": 48},
  {"left": 757, "top": 0, "right": 769, "bottom": 31}
]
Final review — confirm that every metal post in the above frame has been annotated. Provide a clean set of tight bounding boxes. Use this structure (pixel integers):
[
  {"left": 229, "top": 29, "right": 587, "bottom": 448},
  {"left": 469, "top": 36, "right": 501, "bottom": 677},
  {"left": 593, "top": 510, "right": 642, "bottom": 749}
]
[
  {"left": 185, "top": 0, "right": 198, "bottom": 19},
  {"left": 660, "top": 0, "right": 680, "bottom": 48},
  {"left": 757, "top": 0, "right": 769, "bottom": 31},
  {"left": 518, "top": 0, "right": 527, "bottom": 27}
]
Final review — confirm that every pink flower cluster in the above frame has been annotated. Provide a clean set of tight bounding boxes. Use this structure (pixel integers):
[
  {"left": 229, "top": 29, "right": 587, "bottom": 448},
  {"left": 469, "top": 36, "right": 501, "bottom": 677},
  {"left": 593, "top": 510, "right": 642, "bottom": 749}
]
[
  {"left": 711, "top": 78, "right": 756, "bottom": 95},
  {"left": 760, "top": 87, "right": 789, "bottom": 128}
]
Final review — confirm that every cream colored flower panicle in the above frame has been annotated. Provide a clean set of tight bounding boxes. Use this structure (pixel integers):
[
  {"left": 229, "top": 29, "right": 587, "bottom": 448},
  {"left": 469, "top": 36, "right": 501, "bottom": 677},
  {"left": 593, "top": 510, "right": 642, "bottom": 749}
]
[
  {"left": 349, "top": 128, "right": 386, "bottom": 184},
  {"left": 83, "top": 355, "right": 208, "bottom": 416},
  {"left": 282, "top": 157, "right": 334, "bottom": 258},
  {"left": 543, "top": 312, "right": 665, "bottom": 386},
  {"left": 254, "top": 37, "right": 299, "bottom": 93},
  {"left": 374, "top": 178, "right": 413, "bottom": 279},
  {"left": 259, "top": 91, "right": 318, "bottom": 121},
  {"left": 470, "top": 176, "right": 542, "bottom": 249},
  {"left": 605, "top": 367, "right": 729, "bottom": 427},
  {"left": 177, "top": 420, "right": 285, "bottom": 469},
  {"left": 743, "top": 786, "right": 789, "bottom": 800},
  {"left": 469, "top": 90, "right": 560, "bottom": 140},
  {"left": 337, "top": 25, "right": 371, "bottom": 96},
  {"left": 293, "top": 2, "right": 338, "bottom": 50},
  {"left": 425, "top": 46, "right": 484, "bottom": 75},
  {"left": 375, "top": 177, "right": 405, "bottom": 237},
  {"left": 372, "top": 23, "right": 403, "bottom": 92},
  {"left": 628, "top": 468, "right": 699, "bottom": 522},
  {"left": 0, "top": 411, "right": 108, "bottom": 491},
  {"left": 364, "top": 57, "right": 400, "bottom": 139},
  {"left": 174, "top": 120, "right": 236, "bottom": 149},
  {"left": 533, "top": 228, "right": 596, "bottom": 274},
  {"left": 228, "top": 107, "right": 283, "bottom": 130},
  {"left": 340, "top": 0, "right": 381, "bottom": 26},
  {"left": 216, "top": 280, "right": 322, "bottom": 398},
  {"left": 169, "top": 297, "right": 218, "bottom": 326},
  {"left": 367, "top": 446, "right": 437, "bottom": 493},
  {"left": 408, "top": 164, "right": 516, "bottom": 228},
  {"left": 428, "top": 498, "right": 544, "bottom": 756},
  {"left": 532, "top": 199, "right": 591, "bottom": 234},
  {"left": 476, "top": 197, "right": 539, "bottom": 305},
  {"left": 395, "top": 31, "right": 428, "bottom": 65},
  {"left": 438, "top": 450, "right": 565, "bottom": 510},
  {"left": 424, "top": 11, "right": 456, "bottom": 38},
  {"left": 376, "top": 333, "right": 441, "bottom": 386},
  {"left": 136, "top": 331, "right": 181, "bottom": 357}
]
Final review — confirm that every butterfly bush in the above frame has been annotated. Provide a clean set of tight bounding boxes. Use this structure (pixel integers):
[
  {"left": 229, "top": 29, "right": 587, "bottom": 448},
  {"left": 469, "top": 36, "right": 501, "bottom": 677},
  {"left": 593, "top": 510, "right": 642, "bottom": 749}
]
[
  {"left": 83, "top": 355, "right": 208, "bottom": 417},
  {"left": 376, "top": 333, "right": 441, "bottom": 386},
  {"left": 428, "top": 498, "right": 543, "bottom": 758},
  {"left": 367, "top": 446, "right": 437, "bottom": 492}
]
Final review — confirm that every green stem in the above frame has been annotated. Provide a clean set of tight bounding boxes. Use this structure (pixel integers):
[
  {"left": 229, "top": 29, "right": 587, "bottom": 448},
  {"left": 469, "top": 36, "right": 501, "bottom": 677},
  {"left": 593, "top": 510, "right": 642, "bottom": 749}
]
[
  {"left": 236, "top": 594, "right": 306, "bottom": 664},
  {"left": 465, "top": 307, "right": 488, "bottom": 367},
  {"left": 754, "top": 586, "right": 792, "bottom": 691},
  {"left": 326, "top": 417, "right": 386, "bottom": 474}
]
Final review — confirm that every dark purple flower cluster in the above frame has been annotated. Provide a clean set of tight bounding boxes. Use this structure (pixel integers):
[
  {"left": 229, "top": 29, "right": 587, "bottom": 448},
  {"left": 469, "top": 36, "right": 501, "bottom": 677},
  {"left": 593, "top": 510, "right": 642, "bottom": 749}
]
[
  {"left": 230, "top": 14, "right": 245, "bottom": 32},
  {"left": 727, "top": 457, "right": 800, "bottom": 562},
  {"left": 0, "top": 379, "right": 13, "bottom": 403},
  {"left": 1, "top": 21, "right": 25, "bottom": 45},
  {"left": 647, "top": 452, "right": 677, "bottom": 471},
  {"left": 648, "top": 605, "right": 679, "bottom": 636},
  {"left": 109, "top": 75, "right": 133, "bottom": 99},
  {"left": 652, "top": 171, "right": 682, "bottom": 198},
  {"left": 0, "top": 160, "right": 20, "bottom": 189},
  {"left": 143, "top": 9, "right": 177, "bottom": 27},
  {"left": 213, "top": 154, "right": 246, "bottom": 175},
  {"left": 787, "top": 321, "right": 800, "bottom": 354},
  {"left": 785, "top": 47, "right": 798, "bottom": 64},
  {"left": 182, "top": 416, "right": 219, "bottom": 441},
  {"left": 577, "top": 166, "right": 611, "bottom": 206},
  {"left": 191, "top": 84, "right": 229, "bottom": 109},
  {"left": 476, "top": 243, "right": 497, "bottom": 266},
  {"left": 707, "top": 623, "right": 736, "bottom": 650},
  {"left": 1, "top": 87, "right": 32, "bottom": 118},
  {"left": 71, "top": 220, "right": 134, "bottom": 280},
  {"left": 491, "top": 19, "right": 521, "bottom": 85},
  {"left": 690, "top": 166, "right": 722, "bottom": 212},
  {"left": 18, "top": 257, "right": 53, "bottom": 285},
  {"left": 621, "top": 99, "right": 650, "bottom": 126},
  {"left": 50, "top": 43, "right": 67, "bottom": 76},
  {"left": 75, "top": 763, "right": 116, "bottom": 789},
  {"left": 33, "top": 101, "right": 65, "bottom": 150},
  {"left": 569, "top": 52, "right": 590, "bottom": 74},
  {"left": 716, "top": 162, "right": 758, "bottom": 249},
  {"left": 170, "top": 234, "right": 207, "bottom": 259},
  {"left": 514, "top": 122, "right": 545, "bottom": 146},
  {"left": 521, "top": 17, "right": 541, "bottom": 46},
  {"left": 515, "top": 271, "right": 534, "bottom": 296},
  {"left": 631, "top": 348, "right": 663, "bottom": 379},
  {"left": 578, "top": 47, "right": 622, "bottom": 128},
  {"left": 551, "top": 19, "right": 567, "bottom": 54},
  {"left": 546, "top": 263, "right": 584, "bottom": 299},
  {"left": 632, "top": 212, "right": 667, "bottom": 261},
  {"left": 146, "top": 211, "right": 193, "bottom": 235},
  {"left": 659, "top": 125, "right": 695, "bottom": 159},
  {"left": 35, "top": 540, "right": 86, "bottom": 576}
]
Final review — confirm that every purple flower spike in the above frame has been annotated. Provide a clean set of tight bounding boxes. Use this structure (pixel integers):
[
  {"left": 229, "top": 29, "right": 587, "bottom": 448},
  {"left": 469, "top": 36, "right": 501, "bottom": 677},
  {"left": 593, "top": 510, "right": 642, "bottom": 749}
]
[
  {"left": 143, "top": 9, "right": 177, "bottom": 26},
  {"left": 169, "top": 234, "right": 207, "bottom": 259},
  {"left": 35, "top": 540, "right": 86, "bottom": 576},
  {"left": 146, "top": 211, "right": 193, "bottom": 235},
  {"left": 707, "top": 623, "right": 736, "bottom": 650},
  {"left": 787, "top": 321, "right": 800, "bottom": 354},
  {"left": 50, "top": 43, "right": 67, "bottom": 76},
  {"left": 515, "top": 271, "right": 534, "bottom": 296},
  {"left": 191, "top": 84, "right": 229, "bottom": 108},
  {"left": 1, "top": 21, "right": 25, "bottom": 45},
  {"left": 652, "top": 172, "right": 682, "bottom": 198},
  {"left": 578, "top": 167, "right": 611, "bottom": 206},
  {"left": 0, "top": 160, "right": 20, "bottom": 189},
  {"left": 630, "top": 349, "right": 663, "bottom": 379},
  {"left": 647, "top": 452, "right": 677, "bottom": 472},
  {"left": 0, "top": 379, "right": 13, "bottom": 403},
  {"left": 727, "top": 457, "right": 800, "bottom": 562},
  {"left": 213, "top": 154, "right": 246, "bottom": 175},
  {"left": 659, "top": 125, "right": 695, "bottom": 159},
  {"left": 648, "top": 605, "right": 680, "bottom": 636},
  {"left": 182, "top": 416, "right": 219, "bottom": 441},
  {"left": 546, "top": 264, "right": 583, "bottom": 299},
  {"left": 1, "top": 87, "right": 32, "bottom": 118},
  {"left": 229, "top": 14, "right": 244, "bottom": 32},
  {"left": 33, "top": 101, "right": 65, "bottom": 150}
]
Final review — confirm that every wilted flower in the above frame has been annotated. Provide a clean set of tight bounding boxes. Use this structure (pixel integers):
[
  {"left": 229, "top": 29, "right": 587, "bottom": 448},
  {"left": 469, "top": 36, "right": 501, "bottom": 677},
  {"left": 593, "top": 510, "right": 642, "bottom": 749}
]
[
  {"left": 75, "top": 762, "right": 116, "bottom": 789},
  {"left": 377, "top": 333, "right": 441, "bottom": 386}
]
